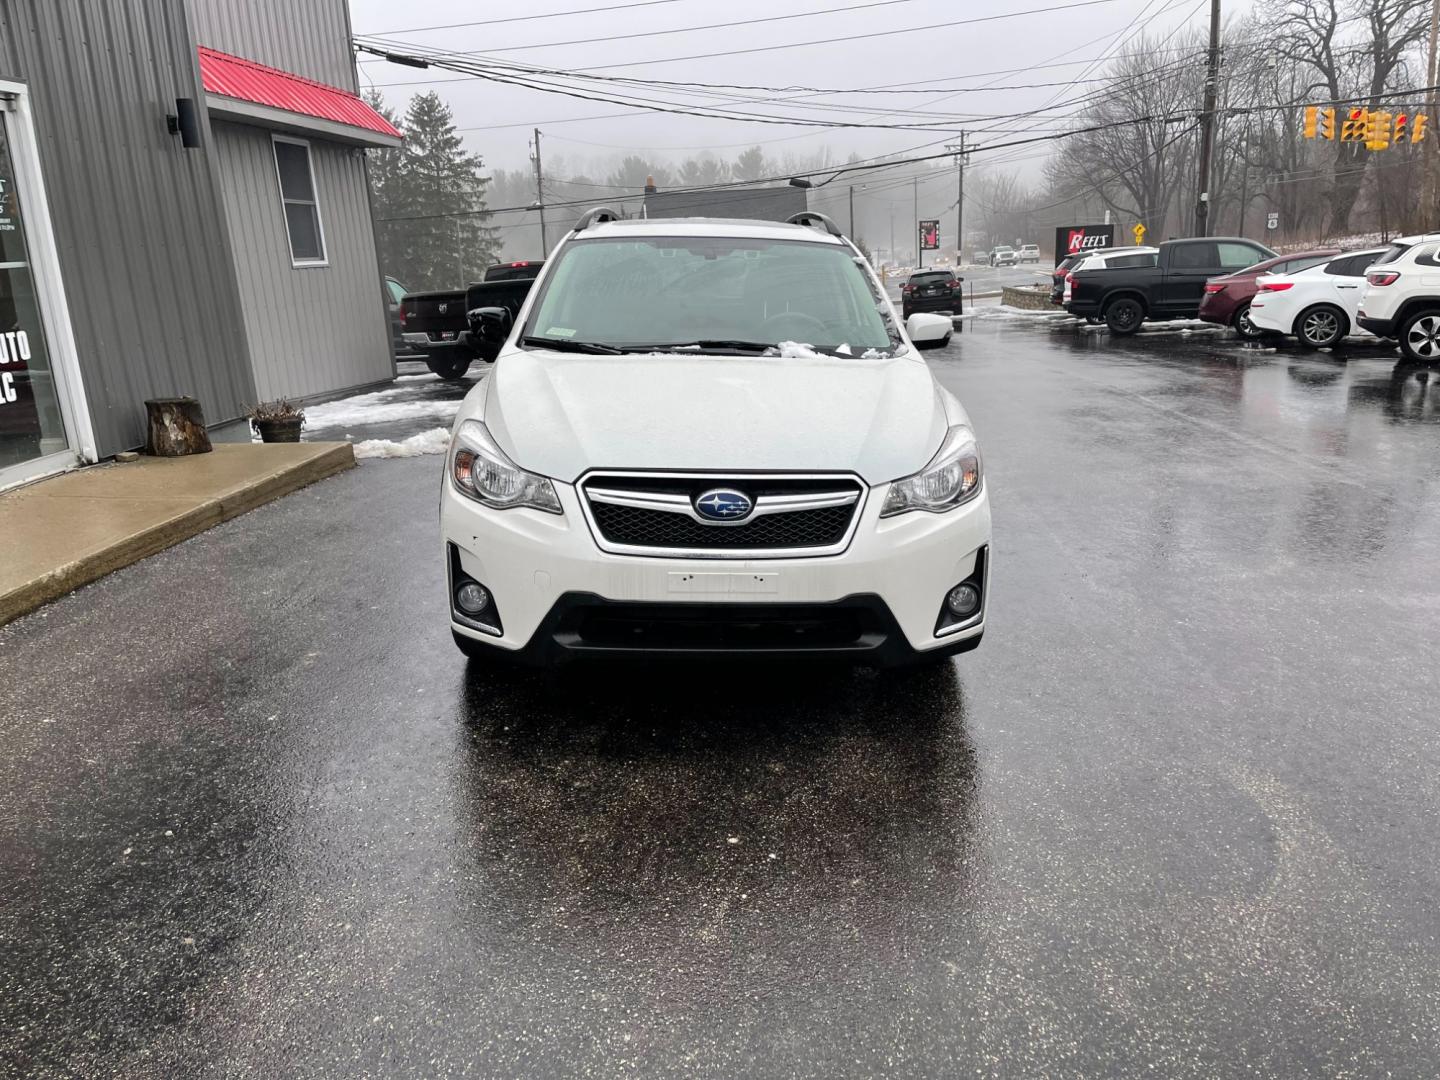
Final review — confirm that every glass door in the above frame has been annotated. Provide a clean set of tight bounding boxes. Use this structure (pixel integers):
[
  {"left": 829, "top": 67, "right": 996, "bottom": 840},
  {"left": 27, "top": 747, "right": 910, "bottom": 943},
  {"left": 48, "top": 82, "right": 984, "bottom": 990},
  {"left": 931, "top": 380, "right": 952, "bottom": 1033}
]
[{"left": 0, "top": 105, "right": 73, "bottom": 482}]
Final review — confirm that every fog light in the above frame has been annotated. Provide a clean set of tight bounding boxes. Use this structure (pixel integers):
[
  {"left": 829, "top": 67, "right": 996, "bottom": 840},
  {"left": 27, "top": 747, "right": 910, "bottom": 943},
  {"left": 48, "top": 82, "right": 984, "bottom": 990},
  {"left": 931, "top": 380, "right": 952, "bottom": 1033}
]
[
  {"left": 455, "top": 582, "right": 490, "bottom": 614},
  {"left": 946, "top": 583, "right": 980, "bottom": 617}
]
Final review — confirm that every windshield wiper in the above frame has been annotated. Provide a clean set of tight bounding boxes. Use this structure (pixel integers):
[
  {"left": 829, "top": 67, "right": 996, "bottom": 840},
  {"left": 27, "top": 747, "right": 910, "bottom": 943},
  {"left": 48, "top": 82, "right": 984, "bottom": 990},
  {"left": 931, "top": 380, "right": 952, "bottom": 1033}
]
[
  {"left": 651, "top": 339, "right": 778, "bottom": 354},
  {"left": 520, "top": 336, "right": 625, "bottom": 355}
]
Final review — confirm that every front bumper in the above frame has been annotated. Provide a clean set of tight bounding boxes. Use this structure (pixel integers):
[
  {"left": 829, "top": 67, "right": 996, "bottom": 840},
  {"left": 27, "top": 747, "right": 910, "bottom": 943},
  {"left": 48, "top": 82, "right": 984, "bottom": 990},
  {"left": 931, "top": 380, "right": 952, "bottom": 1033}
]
[{"left": 442, "top": 478, "right": 991, "bottom": 664}]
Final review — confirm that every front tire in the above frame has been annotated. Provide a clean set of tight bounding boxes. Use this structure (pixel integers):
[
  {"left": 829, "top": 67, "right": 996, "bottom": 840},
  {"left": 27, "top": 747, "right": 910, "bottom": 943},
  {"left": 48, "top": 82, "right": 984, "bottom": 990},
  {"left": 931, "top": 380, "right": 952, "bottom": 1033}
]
[
  {"left": 1398, "top": 309, "right": 1440, "bottom": 363},
  {"left": 1105, "top": 297, "right": 1145, "bottom": 335},
  {"left": 1293, "top": 304, "right": 1347, "bottom": 349}
]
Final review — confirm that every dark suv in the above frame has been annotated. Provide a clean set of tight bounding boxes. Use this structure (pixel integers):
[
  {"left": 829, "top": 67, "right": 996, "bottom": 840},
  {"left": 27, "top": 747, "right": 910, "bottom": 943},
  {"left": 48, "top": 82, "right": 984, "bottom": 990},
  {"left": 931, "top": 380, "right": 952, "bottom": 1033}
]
[{"left": 901, "top": 269, "right": 964, "bottom": 318}]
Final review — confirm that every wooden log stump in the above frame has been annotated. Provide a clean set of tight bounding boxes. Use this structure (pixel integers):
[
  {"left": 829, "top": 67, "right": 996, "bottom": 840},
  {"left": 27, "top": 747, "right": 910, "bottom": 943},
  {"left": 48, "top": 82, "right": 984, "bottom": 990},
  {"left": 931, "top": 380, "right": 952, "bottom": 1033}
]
[{"left": 144, "top": 397, "right": 212, "bottom": 456}]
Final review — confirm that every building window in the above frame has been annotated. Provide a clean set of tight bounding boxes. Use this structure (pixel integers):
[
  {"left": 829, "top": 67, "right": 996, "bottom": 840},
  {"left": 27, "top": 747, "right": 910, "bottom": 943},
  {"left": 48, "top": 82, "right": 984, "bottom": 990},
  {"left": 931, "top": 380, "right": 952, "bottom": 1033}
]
[{"left": 272, "top": 136, "right": 326, "bottom": 266}]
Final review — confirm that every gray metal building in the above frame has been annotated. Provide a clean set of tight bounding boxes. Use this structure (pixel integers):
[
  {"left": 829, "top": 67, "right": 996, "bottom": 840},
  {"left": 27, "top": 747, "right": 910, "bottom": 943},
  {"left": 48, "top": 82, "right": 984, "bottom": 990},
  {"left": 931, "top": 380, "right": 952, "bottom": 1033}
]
[{"left": 0, "top": 0, "right": 398, "bottom": 490}]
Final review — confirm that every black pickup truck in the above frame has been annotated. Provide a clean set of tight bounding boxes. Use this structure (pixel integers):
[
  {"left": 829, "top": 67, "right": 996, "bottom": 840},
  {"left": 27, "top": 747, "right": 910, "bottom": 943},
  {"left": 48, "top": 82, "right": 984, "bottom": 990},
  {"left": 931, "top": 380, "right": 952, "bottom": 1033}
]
[
  {"left": 400, "top": 261, "right": 543, "bottom": 378},
  {"left": 1066, "top": 237, "right": 1275, "bottom": 334}
]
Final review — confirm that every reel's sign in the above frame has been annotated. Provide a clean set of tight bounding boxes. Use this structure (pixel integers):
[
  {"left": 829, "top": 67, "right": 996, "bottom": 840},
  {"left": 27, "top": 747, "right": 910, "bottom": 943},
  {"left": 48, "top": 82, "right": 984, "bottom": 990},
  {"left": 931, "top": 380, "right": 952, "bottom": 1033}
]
[{"left": 1055, "top": 224, "right": 1114, "bottom": 265}]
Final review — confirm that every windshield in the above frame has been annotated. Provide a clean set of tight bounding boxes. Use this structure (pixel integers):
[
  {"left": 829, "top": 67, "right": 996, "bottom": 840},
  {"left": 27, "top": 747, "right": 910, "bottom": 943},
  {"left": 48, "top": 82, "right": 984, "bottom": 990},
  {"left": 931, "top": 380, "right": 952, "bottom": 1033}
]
[
  {"left": 910, "top": 271, "right": 951, "bottom": 283},
  {"left": 522, "top": 235, "right": 897, "bottom": 356}
]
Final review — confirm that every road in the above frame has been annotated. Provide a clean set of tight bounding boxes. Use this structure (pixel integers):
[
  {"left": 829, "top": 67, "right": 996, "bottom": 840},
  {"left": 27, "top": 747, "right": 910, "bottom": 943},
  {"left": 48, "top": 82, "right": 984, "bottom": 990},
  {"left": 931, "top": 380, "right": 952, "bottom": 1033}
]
[{"left": 3, "top": 318, "right": 1439, "bottom": 1077}]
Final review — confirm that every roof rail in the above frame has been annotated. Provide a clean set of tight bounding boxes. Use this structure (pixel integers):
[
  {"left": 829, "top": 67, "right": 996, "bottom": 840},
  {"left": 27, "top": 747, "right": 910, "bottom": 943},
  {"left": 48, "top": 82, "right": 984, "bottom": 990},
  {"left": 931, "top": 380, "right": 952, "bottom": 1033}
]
[
  {"left": 785, "top": 210, "right": 844, "bottom": 238},
  {"left": 574, "top": 206, "right": 622, "bottom": 232}
]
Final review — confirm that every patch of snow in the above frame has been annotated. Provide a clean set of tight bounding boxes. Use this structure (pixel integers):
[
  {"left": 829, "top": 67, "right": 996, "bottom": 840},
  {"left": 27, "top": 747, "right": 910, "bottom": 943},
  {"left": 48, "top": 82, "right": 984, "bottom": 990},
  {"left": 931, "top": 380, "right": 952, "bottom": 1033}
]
[
  {"left": 304, "top": 386, "right": 463, "bottom": 429},
  {"left": 775, "top": 340, "right": 825, "bottom": 359},
  {"left": 352, "top": 427, "right": 452, "bottom": 459}
]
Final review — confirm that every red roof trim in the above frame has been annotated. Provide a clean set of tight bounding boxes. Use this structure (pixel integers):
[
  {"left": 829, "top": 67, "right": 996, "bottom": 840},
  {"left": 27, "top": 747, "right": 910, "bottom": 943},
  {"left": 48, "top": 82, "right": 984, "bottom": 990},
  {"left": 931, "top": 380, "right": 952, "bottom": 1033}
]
[{"left": 198, "top": 46, "right": 401, "bottom": 140}]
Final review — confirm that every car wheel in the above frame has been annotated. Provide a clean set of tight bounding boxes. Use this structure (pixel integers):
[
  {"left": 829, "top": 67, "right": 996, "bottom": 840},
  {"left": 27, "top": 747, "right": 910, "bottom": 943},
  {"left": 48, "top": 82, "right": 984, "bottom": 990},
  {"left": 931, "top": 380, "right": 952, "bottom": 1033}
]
[
  {"left": 1232, "top": 303, "right": 1265, "bottom": 340},
  {"left": 427, "top": 353, "right": 472, "bottom": 380},
  {"left": 1398, "top": 309, "right": 1440, "bottom": 363},
  {"left": 1293, "top": 304, "right": 1347, "bottom": 349},
  {"left": 1104, "top": 297, "right": 1144, "bottom": 335}
]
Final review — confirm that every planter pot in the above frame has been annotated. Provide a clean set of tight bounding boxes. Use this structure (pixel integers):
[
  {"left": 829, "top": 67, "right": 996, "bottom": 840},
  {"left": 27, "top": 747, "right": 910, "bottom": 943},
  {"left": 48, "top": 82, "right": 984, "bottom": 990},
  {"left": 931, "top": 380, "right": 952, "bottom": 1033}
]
[{"left": 252, "top": 417, "right": 303, "bottom": 443}]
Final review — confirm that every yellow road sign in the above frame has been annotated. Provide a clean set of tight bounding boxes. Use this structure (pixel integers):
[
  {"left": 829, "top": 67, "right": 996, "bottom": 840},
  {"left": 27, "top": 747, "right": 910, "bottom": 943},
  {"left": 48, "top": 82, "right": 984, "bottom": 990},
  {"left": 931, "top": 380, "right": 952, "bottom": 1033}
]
[{"left": 1132, "top": 223, "right": 1146, "bottom": 245}]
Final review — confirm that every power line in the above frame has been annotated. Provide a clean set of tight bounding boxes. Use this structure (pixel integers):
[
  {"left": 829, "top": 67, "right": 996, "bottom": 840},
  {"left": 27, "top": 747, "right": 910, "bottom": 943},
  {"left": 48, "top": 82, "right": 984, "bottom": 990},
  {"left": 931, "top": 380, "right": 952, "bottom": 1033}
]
[
  {"left": 374, "top": 83, "right": 1440, "bottom": 223},
  {"left": 363, "top": 0, "right": 939, "bottom": 62},
  {"left": 361, "top": 0, "right": 698, "bottom": 37},
  {"left": 358, "top": 0, "right": 1128, "bottom": 77}
]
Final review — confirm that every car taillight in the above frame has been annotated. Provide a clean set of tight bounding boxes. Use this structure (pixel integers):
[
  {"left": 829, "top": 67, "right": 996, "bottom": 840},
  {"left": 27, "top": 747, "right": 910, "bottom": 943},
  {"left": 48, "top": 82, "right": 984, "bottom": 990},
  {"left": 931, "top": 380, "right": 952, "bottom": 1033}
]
[
  {"left": 1203, "top": 283, "right": 1225, "bottom": 293},
  {"left": 1366, "top": 271, "right": 1400, "bottom": 286},
  {"left": 1258, "top": 281, "right": 1293, "bottom": 292},
  {"left": 902, "top": 284, "right": 915, "bottom": 293},
  {"left": 1065, "top": 272, "right": 1076, "bottom": 285},
  {"left": 399, "top": 305, "right": 408, "bottom": 326}
]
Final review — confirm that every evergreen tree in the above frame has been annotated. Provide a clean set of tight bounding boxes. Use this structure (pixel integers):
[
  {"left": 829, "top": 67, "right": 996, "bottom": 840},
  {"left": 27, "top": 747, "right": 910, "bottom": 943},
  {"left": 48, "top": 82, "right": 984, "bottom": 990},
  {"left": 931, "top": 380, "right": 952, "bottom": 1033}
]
[
  {"left": 606, "top": 155, "right": 671, "bottom": 191},
  {"left": 364, "top": 91, "right": 500, "bottom": 290},
  {"left": 733, "top": 146, "right": 769, "bottom": 181},
  {"left": 362, "top": 91, "right": 410, "bottom": 286}
]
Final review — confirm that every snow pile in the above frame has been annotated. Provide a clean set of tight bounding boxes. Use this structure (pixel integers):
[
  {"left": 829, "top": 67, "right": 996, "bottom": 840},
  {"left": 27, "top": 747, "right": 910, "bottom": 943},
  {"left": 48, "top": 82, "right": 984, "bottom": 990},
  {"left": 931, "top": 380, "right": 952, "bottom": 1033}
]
[
  {"left": 352, "top": 426, "right": 451, "bottom": 460},
  {"left": 304, "top": 386, "right": 463, "bottom": 429}
]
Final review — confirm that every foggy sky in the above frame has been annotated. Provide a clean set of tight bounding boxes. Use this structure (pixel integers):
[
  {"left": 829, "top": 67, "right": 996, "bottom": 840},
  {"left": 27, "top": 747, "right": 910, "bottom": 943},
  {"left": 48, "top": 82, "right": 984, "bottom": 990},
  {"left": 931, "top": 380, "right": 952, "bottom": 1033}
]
[{"left": 348, "top": 0, "right": 1240, "bottom": 182}]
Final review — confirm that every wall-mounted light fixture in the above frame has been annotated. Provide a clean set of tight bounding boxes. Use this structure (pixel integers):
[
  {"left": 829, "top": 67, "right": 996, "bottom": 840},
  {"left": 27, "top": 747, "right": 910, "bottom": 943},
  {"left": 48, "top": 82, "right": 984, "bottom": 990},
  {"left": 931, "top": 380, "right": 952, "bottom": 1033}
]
[{"left": 166, "top": 97, "right": 202, "bottom": 148}]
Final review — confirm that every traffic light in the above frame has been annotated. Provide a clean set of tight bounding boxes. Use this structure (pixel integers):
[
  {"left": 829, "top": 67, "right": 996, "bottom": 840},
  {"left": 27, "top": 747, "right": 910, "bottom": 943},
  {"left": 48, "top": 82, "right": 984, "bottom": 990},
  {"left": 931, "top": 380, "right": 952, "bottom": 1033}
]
[
  {"left": 1304, "top": 106, "right": 1318, "bottom": 138},
  {"left": 1365, "top": 110, "right": 1391, "bottom": 150},
  {"left": 1414, "top": 113, "right": 1430, "bottom": 143},
  {"left": 1393, "top": 113, "right": 1408, "bottom": 143},
  {"left": 1318, "top": 107, "right": 1336, "bottom": 140},
  {"left": 1341, "top": 108, "right": 1366, "bottom": 141}
]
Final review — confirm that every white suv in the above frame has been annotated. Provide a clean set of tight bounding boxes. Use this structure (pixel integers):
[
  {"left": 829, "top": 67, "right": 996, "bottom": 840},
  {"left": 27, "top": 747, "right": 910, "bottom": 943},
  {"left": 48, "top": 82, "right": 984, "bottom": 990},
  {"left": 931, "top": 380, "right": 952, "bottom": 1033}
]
[
  {"left": 1356, "top": 233, "right": 1440, "bottom": 362},
  {"left": 441, "top": 210, "right": 991, "bottom": 667}
]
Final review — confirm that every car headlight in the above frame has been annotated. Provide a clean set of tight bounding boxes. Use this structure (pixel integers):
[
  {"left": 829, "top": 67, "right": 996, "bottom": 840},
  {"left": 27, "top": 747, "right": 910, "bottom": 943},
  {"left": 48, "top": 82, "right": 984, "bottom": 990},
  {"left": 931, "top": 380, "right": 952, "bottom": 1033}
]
[
  {"left": 880, "top": 425, "right": 982, "bottom": 516},
  {"left": 450, "top": 419, "right": 562, "bottom": 514}
]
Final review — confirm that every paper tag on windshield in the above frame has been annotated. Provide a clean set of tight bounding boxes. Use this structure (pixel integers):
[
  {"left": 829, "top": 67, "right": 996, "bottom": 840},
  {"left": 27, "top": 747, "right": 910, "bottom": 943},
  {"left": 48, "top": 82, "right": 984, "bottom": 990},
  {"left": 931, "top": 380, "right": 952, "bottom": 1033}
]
[{"left": 545, "top": 327, "right": 576, "bottom": 338}]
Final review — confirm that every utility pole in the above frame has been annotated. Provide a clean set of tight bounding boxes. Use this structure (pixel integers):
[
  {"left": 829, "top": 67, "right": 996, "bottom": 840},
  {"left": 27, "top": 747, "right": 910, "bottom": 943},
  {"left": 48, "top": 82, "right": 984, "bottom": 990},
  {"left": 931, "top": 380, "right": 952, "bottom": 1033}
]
[
  {"left": 1194, "top": 0, "right": 1222, "bottom": 236},
  {"left": 530, "top": 127, "right": 548, "bottom": 258},
  {"left": 946, "top": 134, "right": 966, "bottom": 266},
  {"left": 848, "top": 184, "right": 855, "bottom": 237},
  {"left": 914, "top": 176, "right": 921, "bottom": 268},
  {"left": 1425, "top": 0, "right": 1440, "bottom": 228}
]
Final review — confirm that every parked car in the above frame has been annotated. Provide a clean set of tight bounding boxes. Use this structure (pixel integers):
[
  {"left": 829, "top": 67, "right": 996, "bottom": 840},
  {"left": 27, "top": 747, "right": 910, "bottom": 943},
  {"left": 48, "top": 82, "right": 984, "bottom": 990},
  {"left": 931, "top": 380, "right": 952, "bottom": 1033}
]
[
  {"left": 988, "top": 246, "right": 1017, "bottom": 267},
  {"left": 1356, "top": 233, "right": 1440, "bottom": 361},
  {"left": 1248, "top": 248, "right": 1387, "bottom": 348},
  {"left": 442, "top": 209, "right": 989, "bottom": 667},
  {"left": 401, "top": 261, "right": 544, "bottom": 379},
  {"left": 1017, "top": 244, "right": 1041, "bottom": 263},
  {"left": 1065, "top": 237, "right": 1275, "bottom": 334},
  {"left": 1060, "top": 247, "right": 1158, "bottom": 306},
  {"left": 1050, "top": 251, "right": 1101, "bottom": 305},
  {"left": 385, "top": 276, "right": 412, "bottom": 355},
  {"left": 901, "top": 268, "right": 964, "bottom": 318},
  {"left": 1197, "top": 249, "right": 1339, "bottom": 339}
]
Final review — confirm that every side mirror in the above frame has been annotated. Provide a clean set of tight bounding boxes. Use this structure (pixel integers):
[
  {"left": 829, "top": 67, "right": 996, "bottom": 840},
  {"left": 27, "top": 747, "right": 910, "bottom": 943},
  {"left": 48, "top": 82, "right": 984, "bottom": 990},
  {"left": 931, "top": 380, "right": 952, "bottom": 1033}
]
[
  {"left": 467, "top": 306, "right": 512, "bottom": 345},
  {"left": 906, "top": 312, "right": 953, "bottom": 351}
]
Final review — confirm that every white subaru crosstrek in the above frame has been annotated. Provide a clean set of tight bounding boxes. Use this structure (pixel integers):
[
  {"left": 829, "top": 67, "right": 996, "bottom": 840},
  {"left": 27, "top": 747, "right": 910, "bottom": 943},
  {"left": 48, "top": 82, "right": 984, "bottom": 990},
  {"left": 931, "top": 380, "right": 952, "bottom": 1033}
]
[{"left": 441, "top": 210, "right": 990, "bottom": 667}]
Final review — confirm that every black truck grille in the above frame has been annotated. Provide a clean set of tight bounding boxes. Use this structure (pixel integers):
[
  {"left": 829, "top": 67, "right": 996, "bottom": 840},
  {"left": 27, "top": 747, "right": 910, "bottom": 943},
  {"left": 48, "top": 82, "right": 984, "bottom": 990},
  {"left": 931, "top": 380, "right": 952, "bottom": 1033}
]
[{"left": 582, "top": 474, "right": 863, "bottom": 556}]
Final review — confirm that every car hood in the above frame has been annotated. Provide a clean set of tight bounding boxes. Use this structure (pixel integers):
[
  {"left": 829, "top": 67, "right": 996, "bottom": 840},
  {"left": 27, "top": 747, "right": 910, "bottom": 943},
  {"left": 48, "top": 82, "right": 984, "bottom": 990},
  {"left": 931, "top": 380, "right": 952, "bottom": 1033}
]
[{"left": 480, "top": 348, "right": 951, "bottom": 485}]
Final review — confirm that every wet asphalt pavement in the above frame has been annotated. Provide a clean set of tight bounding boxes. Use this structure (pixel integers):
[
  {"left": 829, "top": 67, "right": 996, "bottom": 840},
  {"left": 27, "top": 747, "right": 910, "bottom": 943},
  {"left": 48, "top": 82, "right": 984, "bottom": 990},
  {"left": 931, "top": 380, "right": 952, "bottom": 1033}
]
[{"left": 4, "top": 318, "right": 1440, "bottom": 1077}]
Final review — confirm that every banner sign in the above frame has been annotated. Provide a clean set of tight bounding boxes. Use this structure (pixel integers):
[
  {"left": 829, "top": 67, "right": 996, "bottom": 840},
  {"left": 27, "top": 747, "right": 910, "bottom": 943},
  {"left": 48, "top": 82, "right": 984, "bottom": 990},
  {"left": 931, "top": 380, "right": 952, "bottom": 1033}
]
[
  {"left": 1055, "top": 224, "right": 1114, "bottom": 265},
  {"left": 918, "top": 220, "right": 940, "bottom": 251}
]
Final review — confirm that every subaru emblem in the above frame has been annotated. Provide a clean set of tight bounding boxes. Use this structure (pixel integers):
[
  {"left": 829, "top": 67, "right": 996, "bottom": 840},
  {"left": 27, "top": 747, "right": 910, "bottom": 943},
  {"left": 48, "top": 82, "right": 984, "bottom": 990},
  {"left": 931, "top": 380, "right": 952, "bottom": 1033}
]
[
  {"left": 438, "top": 302, "right": 449, "bottom": 314},
  {"left": 694, "top": 488, "right": 753, "bottom": 522}
]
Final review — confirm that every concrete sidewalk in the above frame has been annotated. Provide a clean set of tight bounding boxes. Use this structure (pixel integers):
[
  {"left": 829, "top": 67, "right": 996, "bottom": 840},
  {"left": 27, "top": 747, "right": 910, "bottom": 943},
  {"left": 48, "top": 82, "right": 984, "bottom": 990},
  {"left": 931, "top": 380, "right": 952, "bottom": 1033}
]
[{"left": 0, "top": 442, "right": 354, "bottom": 626}]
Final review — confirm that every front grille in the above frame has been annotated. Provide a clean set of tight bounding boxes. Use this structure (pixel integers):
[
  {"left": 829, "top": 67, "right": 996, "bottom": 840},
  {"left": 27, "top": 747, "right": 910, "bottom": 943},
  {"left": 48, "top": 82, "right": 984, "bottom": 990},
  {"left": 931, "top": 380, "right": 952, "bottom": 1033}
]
[
  {"left": 581, "top": 473, "right": 864, "bottom": 557},
  {"left": 591, "top": 501, "right": 852, "bottom": 550}
]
